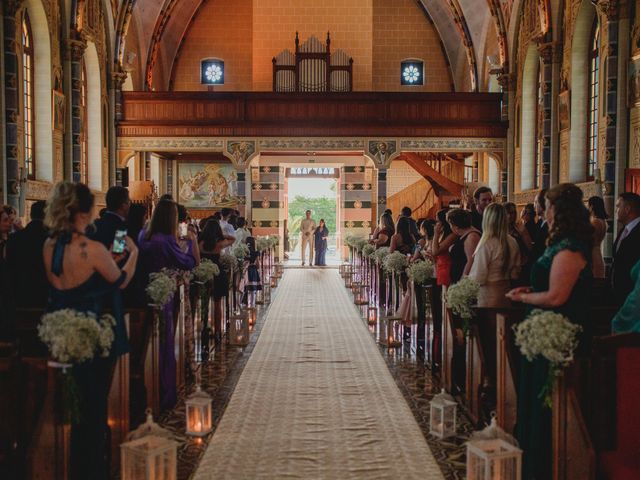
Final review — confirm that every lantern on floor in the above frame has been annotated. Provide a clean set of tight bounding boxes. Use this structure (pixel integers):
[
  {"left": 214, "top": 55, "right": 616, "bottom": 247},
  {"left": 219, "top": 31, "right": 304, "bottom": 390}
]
[
  {"left": 261, "top": 280, "right": 271, "bottom": 304},
  {"left": 228, "top": 313, "right": 250, "bottom": 346},
  {"left": 185, "top": 385, "right": 213, "bottom": 436},
  {"left": 379, "top": 314, "right": 402, "bottom": 348},
  {"left": 270, "top": 274, "right": 278, "bottom": 288},
  {"left": 367, "top": 306, "right": 378, "bottom": 325},
  {"left": 354, "top": 284, "right": 369, "bottom": 305},
  {"left": 275, "top": 263, "right": 284, "bottom": 278},
  {"left": 339, "top": 264, "right": 346, "bottom": 276},
  {"left": 343, "top": 263, "right": 353, "bottom": 279},
  {"left": 350, "top": 280, "right": 361, "bottom": 294},
  {"left": 121, "top": 409, "right": 178, "bottom": 480},
  {"left": 466, "top": 415, "right": 522, "bottom": 480},
  {"left": 429, "top": 389, "right": 457, "bottom": 439}
]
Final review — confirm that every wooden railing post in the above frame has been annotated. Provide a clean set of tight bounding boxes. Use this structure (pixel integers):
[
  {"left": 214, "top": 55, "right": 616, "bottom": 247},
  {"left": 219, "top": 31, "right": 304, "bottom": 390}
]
[
  {"left": 144, "top": 310, "right": 161, "bottom": 415},
  {"left": 108, "top": 314, "right": 130, "bottom": 477},
  {"left": 496, "top": 311, "right": 518, "bottom": 434}
]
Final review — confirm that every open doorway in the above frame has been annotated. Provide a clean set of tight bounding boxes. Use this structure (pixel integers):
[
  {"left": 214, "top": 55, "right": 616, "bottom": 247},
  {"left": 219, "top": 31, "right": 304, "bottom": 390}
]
[{"left": 284, "top": 166, "right": 341, "bottom": 266}]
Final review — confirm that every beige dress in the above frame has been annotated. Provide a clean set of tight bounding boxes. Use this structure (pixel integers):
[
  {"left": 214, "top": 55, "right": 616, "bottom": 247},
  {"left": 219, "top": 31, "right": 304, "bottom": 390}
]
[
  {"left": 591, "top": 217, "right": 606, "bottom": 279},
  {"left": 468, "top": 236, "right": 520, "bottom": 308}
]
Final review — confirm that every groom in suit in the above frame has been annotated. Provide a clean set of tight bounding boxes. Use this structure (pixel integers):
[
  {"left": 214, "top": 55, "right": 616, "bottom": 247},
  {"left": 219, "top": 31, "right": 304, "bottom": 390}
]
[{"left": 612, "top": 192, "right": 640, "bottom": 306}]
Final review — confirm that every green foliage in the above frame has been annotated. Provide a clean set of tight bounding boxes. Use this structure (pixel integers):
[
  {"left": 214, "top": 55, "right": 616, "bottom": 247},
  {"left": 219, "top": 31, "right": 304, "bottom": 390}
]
[{"left": 287, "top": 195, "right": 337, "bottom": 235}]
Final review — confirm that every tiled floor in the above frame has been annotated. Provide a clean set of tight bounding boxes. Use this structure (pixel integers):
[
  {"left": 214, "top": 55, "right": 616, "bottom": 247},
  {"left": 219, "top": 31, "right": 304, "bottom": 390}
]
[{"left": 157, "top": 270, "right": 472, "bottom": 480}]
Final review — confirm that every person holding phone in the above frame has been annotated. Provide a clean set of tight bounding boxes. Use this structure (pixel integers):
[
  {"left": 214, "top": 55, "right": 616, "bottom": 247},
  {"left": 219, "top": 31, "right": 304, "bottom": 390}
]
[{"left": 91, "top": 186, "right": 130, "bottom": 252}]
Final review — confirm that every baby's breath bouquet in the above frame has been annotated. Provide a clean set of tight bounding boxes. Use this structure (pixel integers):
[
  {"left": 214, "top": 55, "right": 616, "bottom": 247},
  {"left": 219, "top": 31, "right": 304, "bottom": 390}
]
[
  {"left": 514, "top": 309, "right": 582, "bottom": 407},
  {"left": 344, "top": 234, "right": 355, "bottom": 248},
  {"left": 268, "top": 235, "right": 279, "bottom": 248},
  {"left": 146, "top": 271, "right": 177, "bottom": 307},
  {"left": 192, "top": 259, "right": 220, "bottom": 283},
  {"left": 256, "top": 237, "right": 270, "bottom": 252},
  {"left": 220, "top": 253, "right": 238, "bottom": 272},
  {"left": 38, "top": 309, "right": 116, "bottom": 423},
  {"left": 446, "top": 277, "right": 479, "bottom": 334},
  {"left": 161, "top": 267, "right": 192, "bottom": 285},
  {"left": 232, "top": 243, "right": 250, "bottom": 260},
  {"left": 383, "top": 251, "right": 409, "bottom": 273},
  {"left": 373, "top": 246, "right": 390, "bottom": 265},
  {"left": 362, "top": 244, "right": 376, "bottom": 259},
  {"left": 353, "top": 238, "right": 368, "bottom": 252},
  {"left": 407, "top": 259, "right": 435, "bottom": 285}
]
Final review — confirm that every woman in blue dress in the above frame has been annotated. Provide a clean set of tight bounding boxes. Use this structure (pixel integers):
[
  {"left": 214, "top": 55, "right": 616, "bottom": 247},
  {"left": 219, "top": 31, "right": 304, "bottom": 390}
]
[
  {"left": 43, "top": 182, "right": 139, "bottom": 480},
  {"left": 507, "top": 183, "right": 593, "bottom": 480},
  {"left": 313, "top": 219, "right": 329, "bottom": 266}
]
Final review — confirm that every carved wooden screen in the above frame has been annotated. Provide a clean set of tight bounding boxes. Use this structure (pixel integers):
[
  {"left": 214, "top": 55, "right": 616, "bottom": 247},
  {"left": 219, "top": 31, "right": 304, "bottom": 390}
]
[{"left": 272, "top": 33, "right": 353, "bottom": 92}]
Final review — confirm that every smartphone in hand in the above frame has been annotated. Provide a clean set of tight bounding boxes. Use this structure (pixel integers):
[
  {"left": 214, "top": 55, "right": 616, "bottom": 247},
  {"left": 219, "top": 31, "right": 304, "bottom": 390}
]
[
  {"left": 179, "top": 222, "right": 188, "bottom": 239},
  {"left": 112, "top": 229, "right": 127, "bottom": 254}
]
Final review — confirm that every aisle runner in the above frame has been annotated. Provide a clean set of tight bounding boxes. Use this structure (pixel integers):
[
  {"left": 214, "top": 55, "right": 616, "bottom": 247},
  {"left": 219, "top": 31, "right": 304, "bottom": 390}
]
[{"left": 194, "top": 269, "right": 444, "bottom": 479}]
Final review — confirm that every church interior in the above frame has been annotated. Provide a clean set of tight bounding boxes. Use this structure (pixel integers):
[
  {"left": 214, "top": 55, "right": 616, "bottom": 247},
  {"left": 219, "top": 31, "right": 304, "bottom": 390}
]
[{"left": 1, "top": 0, "right": 640, "bottom": 478}]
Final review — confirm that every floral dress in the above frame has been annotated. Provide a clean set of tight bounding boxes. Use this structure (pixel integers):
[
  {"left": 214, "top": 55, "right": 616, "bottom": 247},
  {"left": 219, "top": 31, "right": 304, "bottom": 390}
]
[{"left": 516, "top": 237, "right": 592, "bottom": 480}]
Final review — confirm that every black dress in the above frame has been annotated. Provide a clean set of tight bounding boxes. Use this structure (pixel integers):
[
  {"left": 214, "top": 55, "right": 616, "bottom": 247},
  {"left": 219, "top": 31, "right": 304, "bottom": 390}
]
[
  {"left": 202, "top": 251, "right": 229, "bottom": 300},
  {"left": 449, "top": 231, "right": 475, "bottom": 283}
]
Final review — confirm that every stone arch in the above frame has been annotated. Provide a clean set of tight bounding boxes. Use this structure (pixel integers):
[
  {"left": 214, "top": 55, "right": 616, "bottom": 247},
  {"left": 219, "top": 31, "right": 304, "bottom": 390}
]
[
  {"left": 520, "top": 44, "right": 539, "bottom": 191},
  {"left": 85, "top": 40, "right": 103, "bottom": 190},
  {"left": 569, "top": 1, "right": 597, "bottom": 183},
  {"left": 23, "top": 0, "right": 53, "bottom": 182}
]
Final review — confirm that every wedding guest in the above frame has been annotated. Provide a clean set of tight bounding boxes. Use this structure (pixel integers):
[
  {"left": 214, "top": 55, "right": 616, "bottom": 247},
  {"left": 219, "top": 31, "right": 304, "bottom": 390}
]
[
  {"left": 471, "top": 186, "right": 493, "bottom": 232},
  {"left": 389, "top": 216, "right": 416, "bottom": 255},
  {"left": 588, "top": 196, "right": 608, "bottom": 279},
  {"left": 446, "top": 208, "right": 481, "bottom": 283},
  {"left": 91, "top": 186, "right": 130, "bottom": 249},
  {"left": 5, "top": 200, "right": 49, "bottom": 308},
  {"left": 468, "top": 203, "right": 520, "bottom": 307},
  {"left": 412, "top": 219, "right": 435, "bottom": 261},
  {"left": 4, "top": 204, "right": 23, "bottom": 233},
  {"left": 314, "top": 219, "right": 329, "bottom": 266},
  {"left": 611, "top": 258, "right": 640, "bottom": 333},
  {"left": 531, "top": 189, "right": 549, "bottom": 262},
  {"left": 138, "top": 200, "right": 198, "bottom": 409},
  {"left": 126, "top": 203, "right": 147, "bottom": 247},
  {"left": 199, "top": 219, "right": 234, "bottom": 341},
  {"left": 300, "top": 210, "right": 316, "bottom": 266},
  {"left": 0, "top": 206, "right": 13, "bottom": 338},
  {"left": 43, "top": 182, "right": 137, "bottom": 480},
  {"left": 243, "top": 236, "right": 262, "bottom": 307},
  {"left": 506, "top": 183, "right": 593, "bottom": 480},
  {"left": 219, "top": 208, "right": 236, "bottom": 245},
  {"left": 370, "top": 212, "right": 394, "bottom": 248},
  {"left": 234, "top": 217, "right": 251, "bottom": 246},
  {"left": 0, "top": 206, "right": 13, "bottom": 260},
  {"left": 159, "top": 194, "right": 173, "bottom": 201},
  {"left": 505, "top": 202, "right": 533, "bottom": 283},
  {"left": 432, "top": 209, "right": 456, "bottom": 287},
  {"left": 612, "top": 193, "right": 640, "bottom": 306},
  {"left": 521, "top": 203, "right": 537, "bottom": 241},
  {"left": 401, "top": 206, "right": 420, "bottom": 241},
  {"left": 228, "top": 214, "right": 238, "bottom": 230}
]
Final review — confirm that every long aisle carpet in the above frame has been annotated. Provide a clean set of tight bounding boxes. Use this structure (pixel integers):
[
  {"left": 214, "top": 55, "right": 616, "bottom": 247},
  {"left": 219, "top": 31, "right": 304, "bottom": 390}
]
[{"left": 193, "top": 269, "right": 444, "bottom": 479}]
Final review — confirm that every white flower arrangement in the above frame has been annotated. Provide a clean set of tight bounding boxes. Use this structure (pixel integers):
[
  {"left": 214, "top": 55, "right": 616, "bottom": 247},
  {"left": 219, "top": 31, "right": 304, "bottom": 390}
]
[
  {"left": 373, "top": 246, "right": 390, "bottom": 265},
  {"left": 192, "top": 259, "right": 220, "bottom": 282},
  {"left": 407, "top": 259, "right": 435, "bottom": 285},
  {"left": 256, "top": 237, "right": 270, "bottom": 252},
  {"left": 220, "top": 253, "right": 238, "bottom": 272},
  {"left": 513, "top": 309, "right": 582, "bottom": 407},
  {"left": 232, "top": 243, "right": 250, "bottom": 260},
  {"left": 268, "top": 235, "right": 279, "bottom": 248},
  {"left": 383, "top": 251, "right": 409, "bottom": 273},
  {"left": 38, "top": 309, "right": 116, "bottom": 364},
  {"left": 353, "top": 238, "right": 368, "bottom": 252},
  {"left": 446, "top": 277, "right": 480, "bottom": 320},
  {"left": 362, "top": 244, "right": 376, "bottom": 258},
  {"left": 146, "top": 271, "right": 177, "bottom": 307}
]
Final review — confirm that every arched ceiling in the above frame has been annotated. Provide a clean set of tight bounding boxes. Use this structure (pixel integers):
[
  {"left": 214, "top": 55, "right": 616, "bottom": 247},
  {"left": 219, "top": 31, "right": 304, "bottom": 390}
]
[{"left": 116, "top": 0, "right": 507, "bottom": 92}]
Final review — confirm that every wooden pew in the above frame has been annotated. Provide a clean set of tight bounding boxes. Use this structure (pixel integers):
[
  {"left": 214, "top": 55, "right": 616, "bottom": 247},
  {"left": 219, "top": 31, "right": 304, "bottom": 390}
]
[
  {"left": 107, "top": 314, "right": 130, "bottom": 478},
  {"left": 174, "top": 284, "right": 186, "bottom": 391}
]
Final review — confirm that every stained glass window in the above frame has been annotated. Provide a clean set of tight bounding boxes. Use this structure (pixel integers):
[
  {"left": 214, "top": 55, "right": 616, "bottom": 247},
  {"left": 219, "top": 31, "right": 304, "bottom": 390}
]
[
  {"left": 80, "top": 59, "right": 88, "bottom": 184},
  {"left": 201, "top": 60, "right": 225, "bottom": 85},
  {"left": 534, "top": 61, "right": 544, "bottom": 189},
  {"left": 587, "top": 21, "right": 600, "bottom": 181},
  {"left": 22, "top": 13, "right": 35, "bottom": 180},
  {"left": 401, "top": 61, "right": 424, "bottom": 86}
]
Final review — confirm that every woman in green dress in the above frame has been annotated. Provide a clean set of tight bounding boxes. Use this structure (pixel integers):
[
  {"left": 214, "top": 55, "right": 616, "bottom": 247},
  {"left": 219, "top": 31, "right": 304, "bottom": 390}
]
[{"left": 506, "top": 183, "right": 594, "bottom": 480}]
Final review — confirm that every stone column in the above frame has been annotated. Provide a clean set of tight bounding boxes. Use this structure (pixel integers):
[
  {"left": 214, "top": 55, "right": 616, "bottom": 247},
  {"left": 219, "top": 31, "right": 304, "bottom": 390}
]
[
  {"left": 538, "top": 42, "right": 554, "bottom": 189},
  {"left": 111, "top": 66, "right": 127, "bottom": 186},
  {"left": 377, "top": 169, "right": 387, "bottom": 218},
  {"left": 68, "top": 37, "right": 86, "bottom": 183},
  {"left": 497, "top": 71, "right": 515, "bottom": 199},
  {"left": 3, "top": 0, "right": 24, "bottom": 208}
]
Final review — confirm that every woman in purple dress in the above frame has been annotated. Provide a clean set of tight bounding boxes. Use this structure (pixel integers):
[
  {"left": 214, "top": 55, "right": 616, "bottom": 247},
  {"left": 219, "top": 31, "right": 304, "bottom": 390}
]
[{"left": 138, "top": 200, "right": 198, "bottom": 409}]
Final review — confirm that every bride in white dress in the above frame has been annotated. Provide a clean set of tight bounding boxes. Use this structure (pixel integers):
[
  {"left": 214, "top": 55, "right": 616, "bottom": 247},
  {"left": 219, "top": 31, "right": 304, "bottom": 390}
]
[{"left": 588, "top": 196, "right": 607, "bottom": 279}]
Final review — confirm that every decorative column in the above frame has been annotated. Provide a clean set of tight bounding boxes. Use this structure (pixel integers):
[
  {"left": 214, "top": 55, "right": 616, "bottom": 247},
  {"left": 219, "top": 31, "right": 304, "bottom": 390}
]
[
  {"left": 3, "top": 0, "right": 24, "bottom": 208},
  {"left": 538, "top": 42, "right": 554, "bottom": 189},
  {"left": 596, "top": 1, "right": 620, "bottom": 267},
  {"left": 112, "top": 65, "right": 127, "bottom": 122},
  {"left": 497, "top": 71, "right": 515, "bottom": 199},
  {"left": 377, "top": 169, "right": 387, "bottom": 217},
  {"left": 68, "top": 37, "right": 86, "bottom": 183}
]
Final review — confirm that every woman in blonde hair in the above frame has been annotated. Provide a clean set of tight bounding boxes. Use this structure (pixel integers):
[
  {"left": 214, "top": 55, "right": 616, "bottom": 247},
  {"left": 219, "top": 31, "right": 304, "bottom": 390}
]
[
  {"left": 43, "top": 181, "right": 138, "bottom": 480},
  {"left": 468, "top": 203, "right": 520, "bottom": 307}
]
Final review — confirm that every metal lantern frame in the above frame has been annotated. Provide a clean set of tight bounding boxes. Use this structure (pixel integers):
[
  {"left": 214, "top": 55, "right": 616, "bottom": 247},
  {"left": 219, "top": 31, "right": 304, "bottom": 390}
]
[
  {"left": 228, "top": 313, "right": 250, "bottom": 346},
  {"left": 354, "top": 283, "right": 369, "bottom": 305},
  {"left": 344, "top": 271, "right": 353, "bottom": 288},
  {"left": 367, "top": 306, "right": 378, "bottom": 325},
  {"left": 379, "top": 314, "right": 402, "bottom": 348},
  {"left": 185, "top": 385, "right": 213, "bottom": 436},
  {"left": 466, "top": 438, "right": 522, "bottom": 480},
  {"left": 429, "top": 389, "right": 458, "bottom": 439},
  {"left": 261, "top": 280, "right": 272, "bottom": 304}
]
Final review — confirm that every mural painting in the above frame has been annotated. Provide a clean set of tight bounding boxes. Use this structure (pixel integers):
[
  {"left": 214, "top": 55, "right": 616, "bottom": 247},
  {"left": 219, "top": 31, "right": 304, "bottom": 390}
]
[{"left": 178, "top": 163, "right": 239, "bottom": 208}]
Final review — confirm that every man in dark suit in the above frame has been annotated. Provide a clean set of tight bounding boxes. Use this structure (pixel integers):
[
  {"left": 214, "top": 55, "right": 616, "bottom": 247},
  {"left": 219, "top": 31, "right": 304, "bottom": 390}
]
[
  {"left": 471, "top": 186, "right": 493, "bottom": 232},
  {"left": 91, "top": 186, "right": 130, "bottom": 249},
  {"left": 5, "top": 201, "right": 49, "bottom": 308},
  {"left": 612, "top": 192, "right": 640, "bottom": 306},
  {"left": 401, "top": 206, "right": 420, "bottom": 242},
  {"left": 531, "top": 189, "right": 549, "bottom": 262}
]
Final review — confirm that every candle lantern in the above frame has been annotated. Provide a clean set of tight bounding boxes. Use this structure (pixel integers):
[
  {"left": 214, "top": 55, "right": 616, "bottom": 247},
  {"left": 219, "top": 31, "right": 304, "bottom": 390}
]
[
  {"left": 354, "top": 284, "right": 369, "bottom": 305},
  {"left": 367, "top": 306, "right": 378, "bottom": 325},
  {"left": 185, "top": 385, "right": 213, "bottom": 436},
  {"left": 228, "top": 313, "right": 250, "bottom": 346},
  {"left": 429, "top": 389, "right": 457, "bottom": 439},
  {"left": 466, "top": 416, "right": 522, "bottom": 480},
  {"left": 339, "top": 264, "right": 346, "bottom": 277},
  {"left": 270, "top": 274, "right": 278, "bottom": 288},
  {"left": 350, "top": 280, "right": 361, "bottom": 294},
  {"left": 344, "top": 271, "right": 353, "bottom": 288},
  {"left": 121, "top": 409, "right": 178, "bottom": 480},
  {"left": 379, "top": 314, "right": 402, "bottom": 348},
  {"left": 343, "top": 263, "right": 353, "bottom": 279},
  {"left": 275, "top": 263, "right": 284, "bottom": 278},
  {"left": 262, "top": 281, "right": 272, "bottom": 304}
]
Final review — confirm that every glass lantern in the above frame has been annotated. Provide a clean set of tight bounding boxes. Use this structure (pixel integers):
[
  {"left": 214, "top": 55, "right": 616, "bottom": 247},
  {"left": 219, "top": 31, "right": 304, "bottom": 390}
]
[
  {"left": 345, "top": 271, "right": 353, "bottom": 288},
  {"left": 379, "top": 314, "right": 402, "bottom": 348},
  {"left": 270, "top": 274, "right": 278, "bottom": 288},
  {"left": 367, "top": 306, "right": 378, "bottom": 325},
  {"left": 354, "top": 284, "right": 369, "bottom": 305},
  {"left": 228, "top": 314, "right": 250, "bottom": 346},
  {"left": 429, "top": 389, "right": 457, "bottom": 439},
  {"left": 262, "top": 281, "right": 271, "bottom": 304},
  {"left": 185, "top": 385, "right": 213, "bottom": 436},
  {"left": 339, "top": 263, "right": 346, "bottom": 277},
  {"left": 275, "top": 263, "right": 284, "bottom": 278},
  {"left": 121, "top": 409, "right": 178, "bottom": 480},
  {"left": 466, "top": 415, "right": 522, "bottom": 480}
]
